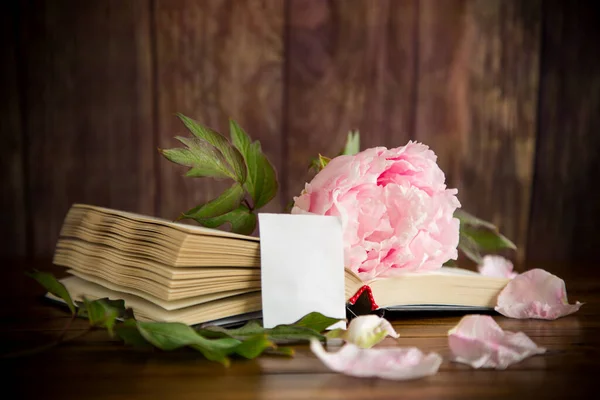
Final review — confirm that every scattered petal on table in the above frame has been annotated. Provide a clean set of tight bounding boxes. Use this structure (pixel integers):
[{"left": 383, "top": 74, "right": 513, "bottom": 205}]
[
  {"left": 310, "top": 339, "right": 442, "bottom": 380},
  {"left": 448, "top": 315, "right": 546, "bottom": 369},
  {"left": 477, "top": 255, "right": 517, "bottom": 279},
  {"left": 330, "top": 315, "right": 399, "bottom": 348},
  {"left": 495, "top": 268, "right": 583, "bottom": 320}
]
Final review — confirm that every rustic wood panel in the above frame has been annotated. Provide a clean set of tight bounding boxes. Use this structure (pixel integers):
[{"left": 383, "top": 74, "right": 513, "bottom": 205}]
[
  {"left": 20, "top": 0, "right": 155, "bottom": 256},
  {"left": 285, "top": 0, "right": 417, "bottom": 202},
  {"left": 526, "top": 1, "right": 600, "bottom": 269},
  {"left": 415, "top": 0, "right": 541, "bottom": 264},
  {"left": 0, "top": 3, "right": 27, "bottom": 257},
  {"left": 154, "top": 0, "right": 284, "bottom": 221}
]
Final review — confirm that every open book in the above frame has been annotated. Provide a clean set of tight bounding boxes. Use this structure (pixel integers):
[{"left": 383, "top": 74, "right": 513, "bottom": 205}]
[
  {"left": 52, "top": 205, "right": 509, "bottom": 325},
  {"left": 344, "top": 268, "right": 509, "bottom": 313}
]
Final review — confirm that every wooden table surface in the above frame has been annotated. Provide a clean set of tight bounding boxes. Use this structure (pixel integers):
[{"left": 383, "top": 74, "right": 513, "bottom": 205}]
[{"left": 1, "top": 260, "right": 598, "bottom": 399}]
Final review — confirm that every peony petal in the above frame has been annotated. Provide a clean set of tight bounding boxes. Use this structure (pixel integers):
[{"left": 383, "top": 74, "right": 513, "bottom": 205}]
[
  {"left": 335, "top": 315, "right": 399, "bottom": 348},
  {"left": 478, "top": 255, "right": 518, "bottom": 279},
  {"left": 310, "top": 339, "right": 442, "bottom": 380},
  {"left": 495, "top": 269, "right": 583, "bottom": 320},
  {"left": 448, "top": 315, "right": 546, "bottom": 369}
]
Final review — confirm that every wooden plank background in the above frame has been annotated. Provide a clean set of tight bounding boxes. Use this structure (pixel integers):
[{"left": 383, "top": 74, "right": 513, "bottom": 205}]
[{"left": 1, "top": 0, "right": 599, "bottom": 273}]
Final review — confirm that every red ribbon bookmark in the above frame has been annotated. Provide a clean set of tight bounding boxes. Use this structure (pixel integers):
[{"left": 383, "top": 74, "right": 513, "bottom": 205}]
[{"left": 348, "top": 285, "right": 379, "bottom": 311}]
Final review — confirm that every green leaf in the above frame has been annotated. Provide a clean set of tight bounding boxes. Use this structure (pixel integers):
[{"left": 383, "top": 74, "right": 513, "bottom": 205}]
[
  {"left": 198, "top": 320, "right": 325, "bottom": 344},
  {"left": 461, "top": 225, "right": 517, "bottom": 253},
  {"left": 177, "top": 114, "right": 247, "bottom": 183},
  {"left": 195, "top": 205, "right": 257, "bottom": 235},
  {"left": 180, "top": 183, "right": 245, "bottom": 221},
  {"left": 458, "top": 232, "right": 484, "bottom": 264},
  {"left": 455, "top": 209, "right": 517, "bottom": 263},
  {"left": 443, "top": 259, "right": 457, "bottom": 267},
  {"left": 27, "top": 270, "right": 75, "bottom": 314},
  {"left": 267, "top": 325, "right": 326, "bottom": 343},
  {"left": 198, "top": 312, "right": 343, "bottom": 345},
  {"left": 230, "top": 120, "right": 278, "bottom": 209},
  {"left": 339, "top": 130, "right": 360, "bottom": 156},
  {"left": 291, "top": 311, "right": 342, "bottom": 332},
  {"left": 115, "top": 319, "right": 152, "bottom": 349},
  {"left": 83, "top": 298, "right": 121, "bottom": 336},
  {"left": 196, "top": 320, "right": 263, "bottom": 340},
  {"left": 454, "top": 209, "right": 496, "bottom": 230},
  {"left": 229, "top": 119, "right": 251, "bottom": 154},
  {"left": 230, "top": 334, "right": 274, "bottom": 359},
  {"left": 266, "top": 347, "right": 295, "bottom": 357},
  {"left": 161, "top": 136, "right": 234, "bottom": 180},
  {"left": 136, "top": 321, "right": 240, "bottom": 366}
]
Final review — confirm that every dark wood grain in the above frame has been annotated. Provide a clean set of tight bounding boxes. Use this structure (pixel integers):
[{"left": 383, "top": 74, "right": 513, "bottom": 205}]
[
  {"left": 0, "top": 3, "right": 27, "bottom": 257},
  {"left": 526, "top": 1, "right": 600, "bottom": 271},
  {"left": 285, "top": 0, "right": 417, "bottom": 202},
  {"left": 415, "top": 0, "right": 541, "bottom": 264},
  {"left": 20, "top": 0, "right": 155, "bottom": 256},
  {"left": 1, "top": 259, "right": 598, "bottom": 399},
  {"left": 154, "top": 0, "right": 284, "bottom": 220}
]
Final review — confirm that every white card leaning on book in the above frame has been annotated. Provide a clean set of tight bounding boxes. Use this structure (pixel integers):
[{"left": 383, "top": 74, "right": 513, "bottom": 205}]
[{"left": 258, "top": 214, "right": 346, "bottom": 329}]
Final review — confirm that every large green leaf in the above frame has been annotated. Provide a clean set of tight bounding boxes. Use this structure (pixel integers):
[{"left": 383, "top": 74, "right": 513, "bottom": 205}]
[
  {"left": 230, "top": 120, "right": 278, "bottom": 209},
  {"left": 27, "top": 270, "right": 75, "bottom": 314},
  {"left": 198, "top": 312, "right": 342, "bottom": 344},
  {"left": 196, "top": 320, "right": 263, "bottom": 339},
  {"left": 136, "top": 321, "right": 275, "bottom": 365},
  {"left": 195, "top": 205, "right": 257, "bottom": 235},
  {"left": 181, "top": 183, "right": 245, "bottom": 221},
  {"left": 198, "top": 320, "right": 325, "bottom": 343},
  {"left": 339, "top": 130, "right": 360, "bottom": 156},
  {"left": 161, "top": 136, "right": 234, "bottom": 180},
  {"left": 177, "top": 114, "right": 247, "bottom": 183},
  {"left": 136, "top": 321, "right": 240, "bottom": 366}
]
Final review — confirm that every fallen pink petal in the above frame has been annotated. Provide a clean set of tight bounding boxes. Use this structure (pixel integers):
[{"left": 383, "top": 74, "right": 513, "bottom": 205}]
[
  {"left": 448, "top": 315, "right": 546, "bottom": 369},
  {"left": 478, "top": 255, "right": 517, "bottom": 279},
  {"left": 310, "top": 339, "right": 442, "bottom": 380},
  {"left": 495, "top": 268, "right": 583, "bottom": 320}
]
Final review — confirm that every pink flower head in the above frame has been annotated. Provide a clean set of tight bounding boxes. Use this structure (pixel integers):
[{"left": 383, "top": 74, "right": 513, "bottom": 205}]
[{"left": 292, "top": 142, "right": 460, "bottom": 280}]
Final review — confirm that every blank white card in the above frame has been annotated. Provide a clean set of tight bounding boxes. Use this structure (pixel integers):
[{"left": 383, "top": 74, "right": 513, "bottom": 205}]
[{"left": 258, "top": 213, "right": 346, "bottom": 329}]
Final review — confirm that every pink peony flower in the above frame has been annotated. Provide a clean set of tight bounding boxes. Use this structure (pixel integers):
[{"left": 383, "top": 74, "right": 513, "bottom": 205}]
[{"left": 292, "top": 142, "right": 460, "bottom": 280}]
